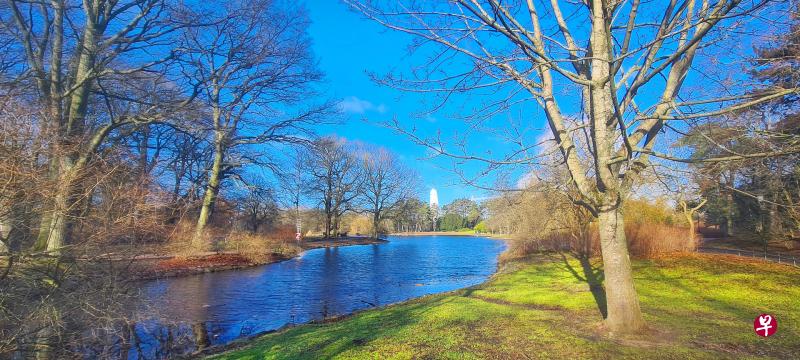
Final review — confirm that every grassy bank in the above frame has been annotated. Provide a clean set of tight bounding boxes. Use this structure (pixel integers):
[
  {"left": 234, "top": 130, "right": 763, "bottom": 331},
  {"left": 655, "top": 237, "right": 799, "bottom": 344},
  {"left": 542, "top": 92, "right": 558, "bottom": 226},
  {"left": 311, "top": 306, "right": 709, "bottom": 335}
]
[{"left": 205, "top": 253, "right": 799, "bottom": 359}]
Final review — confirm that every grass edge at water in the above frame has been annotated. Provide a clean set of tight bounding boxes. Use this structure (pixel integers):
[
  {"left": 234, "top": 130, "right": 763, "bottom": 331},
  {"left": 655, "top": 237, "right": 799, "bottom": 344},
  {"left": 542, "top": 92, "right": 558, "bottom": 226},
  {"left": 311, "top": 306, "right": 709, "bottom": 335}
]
[{"left": 203, "top": 253, "right": 800, "bottom": 359}]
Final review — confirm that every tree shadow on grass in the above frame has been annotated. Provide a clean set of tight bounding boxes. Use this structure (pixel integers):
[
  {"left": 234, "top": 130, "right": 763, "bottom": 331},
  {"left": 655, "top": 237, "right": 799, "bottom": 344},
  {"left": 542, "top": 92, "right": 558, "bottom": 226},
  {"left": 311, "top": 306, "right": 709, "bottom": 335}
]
[{"left": 553, "top": 251, "right": 608, "bottom": 319}]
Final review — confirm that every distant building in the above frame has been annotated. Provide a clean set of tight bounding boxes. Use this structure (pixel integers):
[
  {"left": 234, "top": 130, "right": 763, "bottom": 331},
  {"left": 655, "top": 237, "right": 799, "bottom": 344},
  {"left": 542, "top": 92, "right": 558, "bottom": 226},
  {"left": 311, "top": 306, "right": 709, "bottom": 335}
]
[
  {"left": 429, "top": 188, "right": 439, "bottom": 209},
  {"left": 429, "top": 188, "right": 439, "bottom": 231}
]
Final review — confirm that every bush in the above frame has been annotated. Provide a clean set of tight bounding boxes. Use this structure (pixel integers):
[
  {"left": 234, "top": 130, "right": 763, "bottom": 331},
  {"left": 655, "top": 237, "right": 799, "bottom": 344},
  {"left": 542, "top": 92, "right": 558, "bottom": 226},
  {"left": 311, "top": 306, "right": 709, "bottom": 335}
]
[
  {"left": 222, "top": 228, "right": 302, "bottom": 262},
  {"left": 624, "top": 197, "right": 688, "bottom": 227},
  {"left": 501, "top": 220, "right": 694, "bottom": 263}
]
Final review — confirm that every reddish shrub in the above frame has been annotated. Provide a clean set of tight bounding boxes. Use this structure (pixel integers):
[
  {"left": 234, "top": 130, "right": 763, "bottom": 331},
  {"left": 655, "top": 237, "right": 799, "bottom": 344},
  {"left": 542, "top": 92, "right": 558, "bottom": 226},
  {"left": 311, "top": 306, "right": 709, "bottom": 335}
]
[{"left": 502, "top": 221, "right": 694, "bottom": 262}]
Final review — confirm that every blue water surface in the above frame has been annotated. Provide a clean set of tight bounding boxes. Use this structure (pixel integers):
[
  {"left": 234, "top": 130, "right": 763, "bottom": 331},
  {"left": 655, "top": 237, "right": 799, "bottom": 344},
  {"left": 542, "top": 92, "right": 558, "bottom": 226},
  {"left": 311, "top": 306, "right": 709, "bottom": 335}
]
[{"left": 131, "top": 235, "right": 505, "bottom": 357}]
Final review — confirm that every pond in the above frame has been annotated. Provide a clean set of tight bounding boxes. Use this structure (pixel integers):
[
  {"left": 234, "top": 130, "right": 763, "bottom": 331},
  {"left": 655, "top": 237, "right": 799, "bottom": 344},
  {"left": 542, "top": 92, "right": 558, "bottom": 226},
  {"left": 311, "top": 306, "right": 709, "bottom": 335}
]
[{"left": 126, "top": 235, "right": 505, "bottom": 358}]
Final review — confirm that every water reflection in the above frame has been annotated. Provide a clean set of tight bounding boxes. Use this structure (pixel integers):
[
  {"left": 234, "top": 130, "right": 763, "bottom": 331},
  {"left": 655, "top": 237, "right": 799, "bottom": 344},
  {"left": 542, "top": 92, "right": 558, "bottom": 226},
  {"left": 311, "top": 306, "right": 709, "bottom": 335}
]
[{"left": 127, "top": 235, "right": 504, "bottom": 358}]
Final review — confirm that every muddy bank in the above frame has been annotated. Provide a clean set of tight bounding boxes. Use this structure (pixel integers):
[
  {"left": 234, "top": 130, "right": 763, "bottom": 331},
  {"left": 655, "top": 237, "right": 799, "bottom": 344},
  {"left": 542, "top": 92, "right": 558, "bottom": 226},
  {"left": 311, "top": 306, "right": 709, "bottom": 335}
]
[
  {"left": 392, "top": 231, "right": 479, "bottom": 236},
  {"left": 392, "top": 231, "right": 510, "bottom": 240},
  {"left": 129, "top": 237, "right": 388, "bottom": 280},
  {"left": 301, "top": 236, "right": 388, "bottom": 249}
]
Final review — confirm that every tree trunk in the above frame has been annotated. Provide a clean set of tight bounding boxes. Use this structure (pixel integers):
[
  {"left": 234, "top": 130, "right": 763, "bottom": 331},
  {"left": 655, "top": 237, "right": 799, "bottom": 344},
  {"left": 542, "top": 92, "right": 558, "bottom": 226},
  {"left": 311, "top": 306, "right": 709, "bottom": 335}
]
[
  {"left": 679, "top": 200, "right": 696, "bottom": 249},
  {"left": 725, "top": 189, "right": 735, "bottom": 237},
  {"left": 192, "top": 144, "right": 224, "bottom": 249},
  {"left": 332, "top": 214, "right": 340, "bottom": 237},
  {"left": 34, "top": 156, "right": 69, "bottom": 252},
  {"left": 34, "top": 191, "right": 70, "bottom": 254},
  {"left": 35, "top": 6, "right": 97, "bottom": 254},
  {"left": 34, "top": 160, "right": 75, "bottom": 254},
  {"left": 324, "top": 204, "right": 332, "bottom": 239},
  {"left": 685, "top": 212, "right": 696, "bottom": 250},
  {"left": 44, "top": 192, "right": 68, "bottom": 253},
  {"left": 372, "top": 212, "right": 380, "bottom": 239},
  {"left": 597, "top": 207, "right": 645, "bottom": 334},
  {"left": 251, "top": 211, "right": 259, "bottom": 233},
  {"left": 723, "top": 171, "right": 735, "bottom": 237}
]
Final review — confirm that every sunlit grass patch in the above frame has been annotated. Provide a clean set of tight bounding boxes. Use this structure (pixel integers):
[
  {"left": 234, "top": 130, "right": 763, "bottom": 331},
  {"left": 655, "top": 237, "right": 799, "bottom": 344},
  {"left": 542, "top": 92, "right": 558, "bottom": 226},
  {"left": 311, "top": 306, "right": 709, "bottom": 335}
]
[{"left": 207, "top": 253, "right": 800, "bottom": 359}]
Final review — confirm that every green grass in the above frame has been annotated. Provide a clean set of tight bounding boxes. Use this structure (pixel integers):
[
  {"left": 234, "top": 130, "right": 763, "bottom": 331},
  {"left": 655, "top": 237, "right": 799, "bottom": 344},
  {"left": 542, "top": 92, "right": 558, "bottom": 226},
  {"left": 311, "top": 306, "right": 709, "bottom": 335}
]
[{"left": 207, "top": 253, "right": 800, "bottom": 359}]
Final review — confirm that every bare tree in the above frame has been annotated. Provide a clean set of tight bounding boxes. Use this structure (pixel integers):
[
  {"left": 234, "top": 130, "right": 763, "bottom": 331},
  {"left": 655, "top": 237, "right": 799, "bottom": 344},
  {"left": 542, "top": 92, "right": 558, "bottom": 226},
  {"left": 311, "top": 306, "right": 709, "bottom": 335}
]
[
  {"left": 177, "top": 0, "right": 329, "bottom": 249},
  {"left": 0, "top": 0, "right": 191, "bottom": 253},
  {"left": 358, "top": 145, "right": 418, "bottom": 238},
  {"left": 307, "top": 136, "right": 363, "bottom": 238},
  {"left": 347, "top": 0, "right": 799, "bottom": 334},
  {"left": 237, "top": 178, "right": 278, "bottom": 233},
  {"left": 278, "top": 149, "right": 308, "bottom": 239}
]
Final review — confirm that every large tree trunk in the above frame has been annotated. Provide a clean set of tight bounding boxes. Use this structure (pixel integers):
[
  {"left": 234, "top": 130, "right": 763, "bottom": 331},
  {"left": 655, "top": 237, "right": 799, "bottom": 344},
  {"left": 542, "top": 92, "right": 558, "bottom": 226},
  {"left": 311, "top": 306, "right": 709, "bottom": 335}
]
[
  {"left": 35, "top": 124, "right": 113, "bottom": 253},
  {"left": 44, "top": 192, "right": 68, "bottom": 253},
  {"left": 597, "top": 207, "right": 645, "bottom": 334},
  {"left": 34, "top": 159, "right": 76, "bottom": 254},
  {"left": 192, "top": 143, "right": 224, "bottom": 249},
  {"left": 35, "top": 6, "right": 96, "bottom": 254},
  {"left": 585, "top": 0, "right": 646, "bottom": 334}
]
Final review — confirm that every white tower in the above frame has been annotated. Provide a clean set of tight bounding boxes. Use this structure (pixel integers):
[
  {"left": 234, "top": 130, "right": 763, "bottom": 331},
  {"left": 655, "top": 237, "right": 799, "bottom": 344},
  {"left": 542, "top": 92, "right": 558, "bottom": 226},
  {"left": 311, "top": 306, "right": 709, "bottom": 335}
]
[
  {"left": 429, "top": 188, "right": 439, "bottom": 231},
  {"left": 429, "top": 188, "right": 439, "bottom": 208}
]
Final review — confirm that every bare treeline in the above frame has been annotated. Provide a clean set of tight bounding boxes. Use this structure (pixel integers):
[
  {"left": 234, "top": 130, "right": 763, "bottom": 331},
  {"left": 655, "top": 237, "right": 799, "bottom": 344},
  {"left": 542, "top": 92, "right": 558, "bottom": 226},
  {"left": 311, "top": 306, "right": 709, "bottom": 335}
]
[
  {"left": 0, "top": 0, "right": 328, "bottom": 255},
  {"left": 300, "top": 136, "right": 420, "bottom": 239}
]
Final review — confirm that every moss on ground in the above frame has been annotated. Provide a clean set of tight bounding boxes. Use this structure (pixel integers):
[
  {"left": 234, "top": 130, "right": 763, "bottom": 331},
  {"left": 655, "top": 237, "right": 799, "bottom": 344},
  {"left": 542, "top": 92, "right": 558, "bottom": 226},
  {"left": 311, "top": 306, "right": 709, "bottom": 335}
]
[{"left": 206, "top": 253, "right": 800, "bottom": 359}]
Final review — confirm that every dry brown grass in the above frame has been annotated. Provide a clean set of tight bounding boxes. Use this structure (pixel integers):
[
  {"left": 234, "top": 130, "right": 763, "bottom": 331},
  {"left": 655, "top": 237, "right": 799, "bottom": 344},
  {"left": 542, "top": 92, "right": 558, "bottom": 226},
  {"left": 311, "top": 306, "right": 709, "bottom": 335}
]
[
  {"left": 222, "top": 230, "right": 302, "bottom": 262},
  {"left": 162, "top": 222, "right": 302, "bottom": 262},
  {"left": 501, "top": 221, "right": 694, "bottom": 263},
  {"left": 626, "top": 222, "right": 695, "bottom": 256}
]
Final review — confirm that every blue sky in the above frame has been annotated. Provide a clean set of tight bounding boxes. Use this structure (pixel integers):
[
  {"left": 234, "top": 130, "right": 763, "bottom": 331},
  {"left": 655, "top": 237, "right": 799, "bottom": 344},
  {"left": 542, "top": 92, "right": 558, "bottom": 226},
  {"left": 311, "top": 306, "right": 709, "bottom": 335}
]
[
  {"left": 299, "top": 1, "right": 783, "bottom": 206},
  {"left": 305, "top": 1, "right": 513, "bottom": 205}
]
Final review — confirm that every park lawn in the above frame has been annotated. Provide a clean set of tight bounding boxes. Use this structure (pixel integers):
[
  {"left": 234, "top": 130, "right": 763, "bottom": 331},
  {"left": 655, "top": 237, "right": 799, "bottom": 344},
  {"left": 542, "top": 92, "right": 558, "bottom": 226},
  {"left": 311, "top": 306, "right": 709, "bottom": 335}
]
[{"left": 206, "top": 253, "right": 800, "bottom": 359}]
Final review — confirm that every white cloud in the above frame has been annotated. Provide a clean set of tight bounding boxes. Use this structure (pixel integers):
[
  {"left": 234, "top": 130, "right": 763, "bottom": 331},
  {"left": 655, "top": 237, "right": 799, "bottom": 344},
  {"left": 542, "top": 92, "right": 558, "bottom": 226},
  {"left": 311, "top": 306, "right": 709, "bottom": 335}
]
[{"left": 338, "top": 96, "right": 387, "bottom": 114}]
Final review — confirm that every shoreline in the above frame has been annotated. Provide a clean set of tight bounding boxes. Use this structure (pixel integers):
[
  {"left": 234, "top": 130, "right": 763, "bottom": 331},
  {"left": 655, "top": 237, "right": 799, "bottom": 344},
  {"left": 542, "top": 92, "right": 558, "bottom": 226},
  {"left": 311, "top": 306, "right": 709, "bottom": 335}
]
[
  {"left": 392, "top": 231, "right": 511, "bottom": 239},
  {"left": 193, "top": 234, "right": 512, "bottom": 358},
  {"left": 193, "top": 280, "right": 492, "bottom": 358},
  {"left": 129, "top": 237, "right": 388, "bottom": 281},
  {"left": 200, "top": 253, "right": 800, "bottom": 359}
]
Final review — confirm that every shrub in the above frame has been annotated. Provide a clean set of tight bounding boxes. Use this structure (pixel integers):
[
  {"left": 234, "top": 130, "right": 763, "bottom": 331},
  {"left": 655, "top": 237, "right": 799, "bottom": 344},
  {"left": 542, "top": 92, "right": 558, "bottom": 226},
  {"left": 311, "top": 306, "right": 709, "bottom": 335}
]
[
  {"left": 501, "top": 220, "right": 694, "bottom": 263},
  {"left": 222, "top": 228, "right": 302, "bottom": 262}
]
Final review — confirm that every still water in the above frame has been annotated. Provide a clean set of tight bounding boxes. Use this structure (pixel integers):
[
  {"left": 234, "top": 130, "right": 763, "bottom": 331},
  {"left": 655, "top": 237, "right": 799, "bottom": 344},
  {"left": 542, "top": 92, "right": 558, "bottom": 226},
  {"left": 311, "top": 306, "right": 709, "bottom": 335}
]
[{"left": 129, "top": 235, "right": 505, "bottom": 358}]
